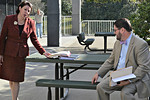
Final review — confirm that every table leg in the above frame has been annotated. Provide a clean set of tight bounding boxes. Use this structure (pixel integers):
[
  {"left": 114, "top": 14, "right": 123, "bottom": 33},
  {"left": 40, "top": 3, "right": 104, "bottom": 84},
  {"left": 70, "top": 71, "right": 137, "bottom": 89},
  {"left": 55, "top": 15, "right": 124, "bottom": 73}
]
[
  {"left": 104, "top": 36, "right": 107, "bottom": 53},
  {"left": 55, "top": 63, "right": 59, "bottom": 100},
  {"left": 60, "top": 63, "right": 64, "bottom": 98},
  {"left": 48, "top": 87, "right": 52, "bottom": 100}
]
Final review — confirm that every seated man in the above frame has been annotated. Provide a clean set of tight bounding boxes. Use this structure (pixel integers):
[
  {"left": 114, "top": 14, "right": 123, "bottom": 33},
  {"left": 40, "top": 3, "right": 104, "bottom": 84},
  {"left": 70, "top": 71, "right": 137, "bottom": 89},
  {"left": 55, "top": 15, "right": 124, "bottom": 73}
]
[{"left": 92, "top": 18, "right": 150, "bottom": 100}]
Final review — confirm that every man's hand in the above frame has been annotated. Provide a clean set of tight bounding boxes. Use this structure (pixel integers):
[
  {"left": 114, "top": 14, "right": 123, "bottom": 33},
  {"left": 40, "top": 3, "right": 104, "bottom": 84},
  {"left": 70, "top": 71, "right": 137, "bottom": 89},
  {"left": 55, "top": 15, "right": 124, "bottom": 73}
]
[
  {"left": 117, "top": 80, "right": 130, "bottom": 86},
  {"left": 92, "top": 72, "right": 99, "bottom": 84},
  {"left": 0, "top": 55, "right": 3, "bottom": 66}
]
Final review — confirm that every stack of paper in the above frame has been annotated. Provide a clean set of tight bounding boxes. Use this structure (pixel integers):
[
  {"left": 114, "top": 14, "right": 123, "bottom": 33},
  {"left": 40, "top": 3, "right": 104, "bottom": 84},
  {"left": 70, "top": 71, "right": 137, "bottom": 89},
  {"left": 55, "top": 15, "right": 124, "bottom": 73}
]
[
  {"left": 48, "top": 51, "right": 71, "bottom": 58},
  {"left": 59, "top": 54, "right": 79, "bottom": 60},
  {"left": 109, "top": 66, "right": 136, "bottom": 86}
]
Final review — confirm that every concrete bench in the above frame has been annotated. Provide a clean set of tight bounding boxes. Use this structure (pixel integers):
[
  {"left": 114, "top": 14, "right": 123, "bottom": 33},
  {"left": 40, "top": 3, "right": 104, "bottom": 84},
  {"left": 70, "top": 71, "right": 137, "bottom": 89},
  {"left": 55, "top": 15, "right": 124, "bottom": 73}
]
[{"left": 36, "top": 79, "right": 98, "bottom": 100}]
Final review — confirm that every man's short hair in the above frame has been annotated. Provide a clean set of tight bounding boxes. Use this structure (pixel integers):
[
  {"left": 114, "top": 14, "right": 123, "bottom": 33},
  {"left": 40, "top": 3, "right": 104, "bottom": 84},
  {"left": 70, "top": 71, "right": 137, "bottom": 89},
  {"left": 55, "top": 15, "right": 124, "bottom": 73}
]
[{"left": 114, "top": 18, "right": 132, "bottom": 32}]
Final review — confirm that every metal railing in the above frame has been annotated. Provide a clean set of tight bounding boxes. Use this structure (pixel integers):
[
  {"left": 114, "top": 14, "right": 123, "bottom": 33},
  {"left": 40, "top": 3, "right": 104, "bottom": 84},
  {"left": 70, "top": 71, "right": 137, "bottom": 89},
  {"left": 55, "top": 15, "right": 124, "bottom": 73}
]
[
  {"left": 30, "top": 16, "right": 72, "bottom": 36},
  {"left": 30, "top": 16, "right": 115, "bottom": 36},
  {"left": 29, "top": 16, "right": 47, "bottom": 35},
  {"left": 43, "top": 16, "right": 47, "bottom": 35},
  {"left": 81, "top": 20, "right": 115, "bottom": 35},
  {"left": 61, "top": 16, "right": 72, "bottom": 36}
]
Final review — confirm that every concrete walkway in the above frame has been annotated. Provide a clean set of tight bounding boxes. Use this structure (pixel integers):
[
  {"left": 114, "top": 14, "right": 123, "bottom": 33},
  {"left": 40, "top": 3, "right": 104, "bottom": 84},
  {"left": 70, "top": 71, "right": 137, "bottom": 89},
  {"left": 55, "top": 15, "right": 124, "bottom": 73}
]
[{"left": 0, "top": 35, "right": 148, "bottom": 100}]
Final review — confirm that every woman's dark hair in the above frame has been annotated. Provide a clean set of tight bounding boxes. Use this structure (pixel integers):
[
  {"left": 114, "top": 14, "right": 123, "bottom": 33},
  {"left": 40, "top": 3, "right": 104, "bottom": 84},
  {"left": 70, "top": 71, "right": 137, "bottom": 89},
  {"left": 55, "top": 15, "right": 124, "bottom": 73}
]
[
  {"left": 16, "top": 1, "right": 32, "bottom": 14},
  {"left": 114, "top": 18, "right": 132, "bottom": 32}
]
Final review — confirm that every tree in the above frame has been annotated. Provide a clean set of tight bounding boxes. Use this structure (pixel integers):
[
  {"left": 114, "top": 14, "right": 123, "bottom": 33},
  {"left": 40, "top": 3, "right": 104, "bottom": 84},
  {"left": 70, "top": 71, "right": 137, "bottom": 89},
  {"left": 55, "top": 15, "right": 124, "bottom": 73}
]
[
  {"left": 118, "top": 2, "right": 137, "bottom": 18},
  {"left": 81, "top": 0, "right": 137, "bottom": 20},
  {"left": 87, "top": 0, "right": 144, "bottom": 3},
  {"left": 62, "top": 0, "right": 72, "bottom": 16},
  {"left": 129, "top": 1, "right": 150, "bottom": 41},
  {"left": 28, "top": 0, "right": 45, "bottom": 15},
  {"left": 30, "top": 0, "right": 72, "bottom": 16}
]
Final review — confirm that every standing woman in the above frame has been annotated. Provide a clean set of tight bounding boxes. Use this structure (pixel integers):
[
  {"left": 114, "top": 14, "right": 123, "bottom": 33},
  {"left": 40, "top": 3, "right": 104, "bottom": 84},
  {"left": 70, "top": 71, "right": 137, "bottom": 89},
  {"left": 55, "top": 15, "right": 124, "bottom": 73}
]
[{"left": 0, "top": 1, "right": 50, "bottom": 100}]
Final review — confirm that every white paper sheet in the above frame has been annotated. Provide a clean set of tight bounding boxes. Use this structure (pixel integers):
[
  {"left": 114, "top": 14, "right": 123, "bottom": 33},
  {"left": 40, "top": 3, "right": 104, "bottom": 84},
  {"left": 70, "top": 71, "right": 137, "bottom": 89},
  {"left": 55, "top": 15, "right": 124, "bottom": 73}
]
[
  {"left": 109, "top": 66, "right": 136, "bottom": 86},
  {"left": 112, "top": 74, "right": 136, "bottom": 82}
]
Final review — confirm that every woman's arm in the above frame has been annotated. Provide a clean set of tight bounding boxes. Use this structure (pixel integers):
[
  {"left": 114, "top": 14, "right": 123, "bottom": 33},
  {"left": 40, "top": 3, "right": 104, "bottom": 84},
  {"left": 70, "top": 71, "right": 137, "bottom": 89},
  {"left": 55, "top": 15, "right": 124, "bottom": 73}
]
[
  {"left": 29, "top": 19, "right": 51, "bottom": 57},
  {"left": 0, "top": 16, "right": 8, "bottom": 55}
]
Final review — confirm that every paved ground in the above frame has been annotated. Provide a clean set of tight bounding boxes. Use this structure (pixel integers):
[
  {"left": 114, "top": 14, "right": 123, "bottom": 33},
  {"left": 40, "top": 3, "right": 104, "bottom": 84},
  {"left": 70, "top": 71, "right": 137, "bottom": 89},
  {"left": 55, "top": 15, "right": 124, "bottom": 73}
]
[{"left": 0, "top": 35, "right": 148, "bottom": 100}]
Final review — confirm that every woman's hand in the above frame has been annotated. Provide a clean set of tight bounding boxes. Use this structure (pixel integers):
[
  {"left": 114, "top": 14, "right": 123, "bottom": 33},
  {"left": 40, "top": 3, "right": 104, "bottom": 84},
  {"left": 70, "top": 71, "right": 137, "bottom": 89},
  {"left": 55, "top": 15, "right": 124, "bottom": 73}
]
[
  {"left": 43, "top": 52, "right": 51, "bottom": 58},
  {"left": 0, "top": 55, "right": 3, "bottom": 66}
]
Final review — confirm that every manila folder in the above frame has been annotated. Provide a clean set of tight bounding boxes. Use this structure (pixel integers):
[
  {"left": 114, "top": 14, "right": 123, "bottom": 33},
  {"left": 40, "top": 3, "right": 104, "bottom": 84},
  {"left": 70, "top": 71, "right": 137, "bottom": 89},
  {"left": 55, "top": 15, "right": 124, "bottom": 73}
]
[{"left": 109, "top": 66, "right": 136, "bottom": 86}]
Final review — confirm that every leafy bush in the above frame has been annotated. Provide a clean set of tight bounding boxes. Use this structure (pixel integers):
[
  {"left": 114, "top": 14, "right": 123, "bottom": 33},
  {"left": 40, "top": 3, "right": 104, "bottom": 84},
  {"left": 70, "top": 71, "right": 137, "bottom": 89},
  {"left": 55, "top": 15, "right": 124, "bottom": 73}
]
[{"left": 129, "top": 1, "right": 150, "bottom": 40}]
